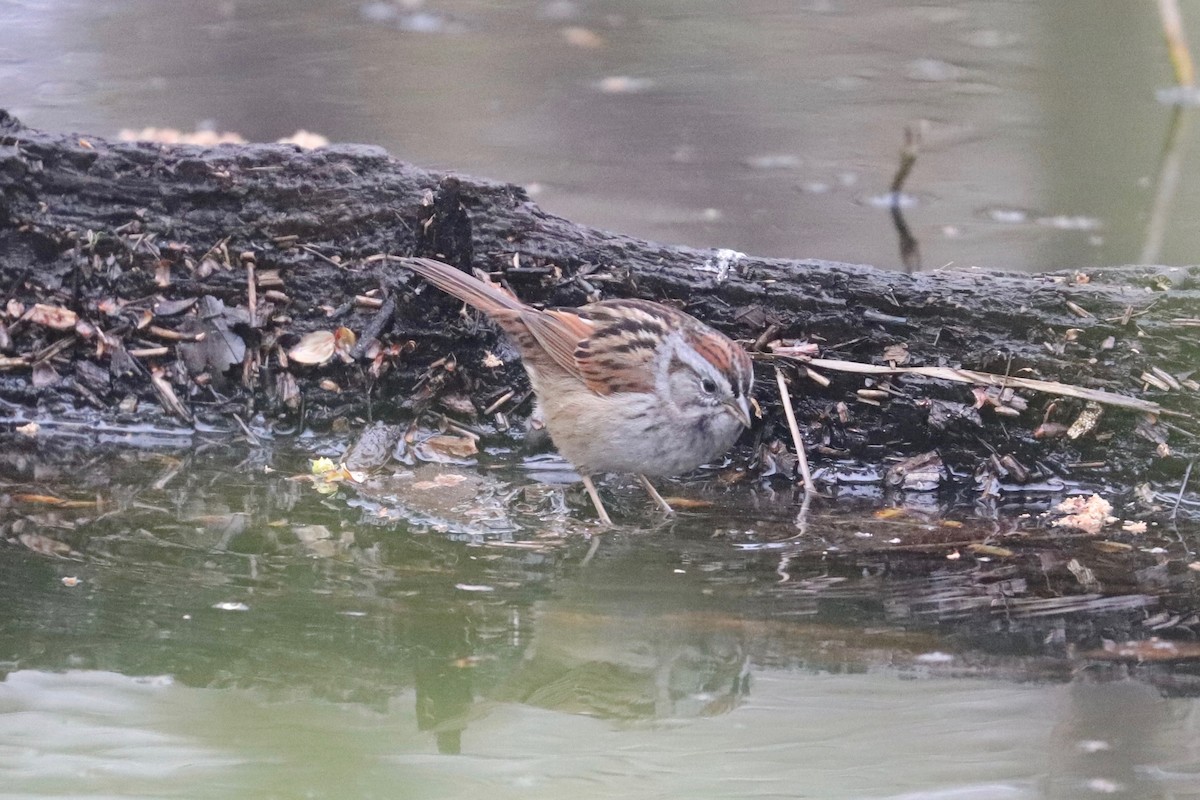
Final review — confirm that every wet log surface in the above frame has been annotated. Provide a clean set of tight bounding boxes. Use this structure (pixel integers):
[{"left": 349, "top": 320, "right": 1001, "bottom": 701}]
[{"left": 1, "top": 110, "right": 1197, "bottom": 502}]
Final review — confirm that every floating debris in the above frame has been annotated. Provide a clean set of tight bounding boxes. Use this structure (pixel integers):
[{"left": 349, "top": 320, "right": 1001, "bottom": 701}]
[
  {"left": 885, "top": 451, "right": 945, "bottom": 491},
  {"left": 595, "top": 75, "right": 655, "bottom": 94},
  {"left": 1050, "top": 494, "right": 1114, "bottom": 535},
  {"left": 212, "top": 601, "right": 250, "bottom": 612},
  {"left": 1083, "top": 637, "right": 1200, "bottom": 663}
]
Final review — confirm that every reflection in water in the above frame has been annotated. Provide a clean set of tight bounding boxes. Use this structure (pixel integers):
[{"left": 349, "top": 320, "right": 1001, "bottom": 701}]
[
  {"left": 1044, "top": 679, "right": 1200, "bottom": 799},
  {"left": 1140, "top": 107, "right": 1196, "bottom": 264},
  {"left": 1, "top": 438, "right": 1199, "bottom": 795},
  {"left": 412, "top": 610, "right": 476, "bottom": 755}
]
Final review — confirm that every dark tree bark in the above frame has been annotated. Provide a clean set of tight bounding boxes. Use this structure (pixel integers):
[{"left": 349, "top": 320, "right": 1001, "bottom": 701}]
[{"left": 1, "top": 111, "right": 1196, "bottom": 495}]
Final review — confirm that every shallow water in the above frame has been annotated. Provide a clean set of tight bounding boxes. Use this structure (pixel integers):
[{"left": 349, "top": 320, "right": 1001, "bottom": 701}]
[
  {"left": 3, "top": 0, "right": 1199, "bottom": 271},
  {"left": 2, "top": 437, "right": 1199, "bottom": 798}
]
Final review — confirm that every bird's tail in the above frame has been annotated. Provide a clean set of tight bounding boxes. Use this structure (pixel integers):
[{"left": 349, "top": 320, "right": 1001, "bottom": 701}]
[{"left": 400, "top": 257, "right": 523, "bottom": 315}]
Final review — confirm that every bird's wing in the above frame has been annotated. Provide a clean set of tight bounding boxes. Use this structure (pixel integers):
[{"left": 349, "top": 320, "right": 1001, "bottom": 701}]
[
  {"left": 518, "top": 308, "right": 594, "bottom": 382},
  {"left": 567, "top": 299, "right": 680, "bottom": 395}
]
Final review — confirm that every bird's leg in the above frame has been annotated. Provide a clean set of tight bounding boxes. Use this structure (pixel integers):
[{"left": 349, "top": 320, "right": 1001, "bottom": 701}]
[
  {"left": 580, "top": 475, "right": 613, "bottom": 526},
  {"left": 637, "top": 474, "right": 675, "bottom": 515}
]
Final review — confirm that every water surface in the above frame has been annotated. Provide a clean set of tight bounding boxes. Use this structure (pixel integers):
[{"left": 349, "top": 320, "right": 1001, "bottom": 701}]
[{"left": 2, "top": 436, "right": 1198, "bottom": 798}]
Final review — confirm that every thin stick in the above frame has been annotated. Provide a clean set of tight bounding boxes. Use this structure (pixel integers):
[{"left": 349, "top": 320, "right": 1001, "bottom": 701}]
[
  {"left": 1172, "top": 459, "right": 1194, "bottom": 521},
  {"left": 637, "top": 474, "right": 675, "bottom": 515},
  {"left": 147, "top": 325, "right": 205, "bottom": 342},
  {"left": 230, "top": 412, "right": 263, "bottom": 447},
  {"left": 1159, "top": 0, "right": 1196, "bottom": 87},
  {"left": 768, "top": 354, "right": 1185, "bottom": 418},
  {"left": 580, "top": 533, "right": 602, "bottom": 567},
  {"left": 1140, "top": 107, "right": 1191, "bottom": 264},
  {"left": 890, "top": 125, "right": 922, "bottom": 272},
  {"left": 483, "top": 388, "right": 515, "bottom": 415},
  {"left": 889, "top": 126, "right": 920, "bottom": 194},
  {"left": 127, "top": 346, "right": 170, "bottom": 358},
  {"left": 243, "top": 252, "right": 258, "bottom": 327},
  {"left": 774, "top": 366, "right": 816, "bottom": 494}
]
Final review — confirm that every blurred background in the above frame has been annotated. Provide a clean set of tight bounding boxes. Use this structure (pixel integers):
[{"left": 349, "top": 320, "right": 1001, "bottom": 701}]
[{"left": 2, "top": 0, "right": 1197, "bottom": 272}]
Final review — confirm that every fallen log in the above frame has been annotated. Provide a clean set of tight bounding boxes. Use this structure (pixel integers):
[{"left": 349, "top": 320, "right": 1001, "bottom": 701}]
[{"left": 0, "top": 110, "right": 1196, "bottom": 498}]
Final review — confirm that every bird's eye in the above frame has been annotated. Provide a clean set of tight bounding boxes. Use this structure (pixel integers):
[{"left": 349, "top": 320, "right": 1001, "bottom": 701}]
[{"left": 700, "top": 377, "right": 718, "bottom": 394}]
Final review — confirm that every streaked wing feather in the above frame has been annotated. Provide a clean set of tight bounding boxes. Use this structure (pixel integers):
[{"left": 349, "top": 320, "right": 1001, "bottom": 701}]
[
  {"left": 520, "top": 309, "right": 593, "bottom": 380},
  {"left": 572, "top": 300, "right": 675, "bottom": 395}
]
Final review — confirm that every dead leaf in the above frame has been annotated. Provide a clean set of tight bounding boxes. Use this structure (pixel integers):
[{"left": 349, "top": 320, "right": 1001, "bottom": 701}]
[
  {"left": 153, "top": 297, "right": 198, "bottom": 316},
  {"left": 412, "top": 473, "right": 470, "bottom": 490},
  {"left": 334, "top": 326, "right": 357, "bottom": 361},
  {"left": 1066, "top": 401, "right": 1104, "bottom": 440},
  {"left": 31, "top": 362, "right": 60, "bottom": 388},
  {"left": 418, "top": 434, "right": 479, "bottom": 460},
  {"left": 1033, "top": 422, "right": 1069, "bottom": 439},
  {"left": 288, "top": 330, "right": 336, "bottom": 365},
  {"left": 177, "top": 296, "right": 246, "bottom": 375},
  {"left": 661, "top": 497, "right": 714, "bottom": 509},
  {"left": 882, "top": 343, "right": 909, "bottom": 365},
  {"left": 966, "top": 543, "right": 1014, "bottom": 558},
  {"left": 1092, "top": 540, "right": 1133, "bottom": 553},
  {"left": 149, "top": 366, "right": 194, "bottom": 423},
  {"left": 26, "top": 304, "right": 78, "bottom": 330},
  {"left": 96, "top": 297, "right": 124, "bottom": 316},
  {"left": 18, "top": 532, "right": 73, "bottom": 556},
  {"left": 310, "top": 457, "right": 337, "bottom": 474},
  {"left": 1066, "top": 558, "right": 1099, "bottom": 589}
]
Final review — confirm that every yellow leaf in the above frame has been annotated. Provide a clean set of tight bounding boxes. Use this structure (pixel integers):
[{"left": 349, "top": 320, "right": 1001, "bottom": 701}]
[{"left": 310, "top": 457, "right": 337, "bottom": 474}]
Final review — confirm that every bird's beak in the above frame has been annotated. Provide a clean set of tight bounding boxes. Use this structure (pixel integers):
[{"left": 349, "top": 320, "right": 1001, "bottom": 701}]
[{"left": 725, "top": 396, "right": 753, "bottom": 428}]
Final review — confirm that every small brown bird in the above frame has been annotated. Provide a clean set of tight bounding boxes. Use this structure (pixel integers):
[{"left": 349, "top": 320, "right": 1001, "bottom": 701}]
[{"left": 402, "top": 257, "right": 754, "bottom": 524}]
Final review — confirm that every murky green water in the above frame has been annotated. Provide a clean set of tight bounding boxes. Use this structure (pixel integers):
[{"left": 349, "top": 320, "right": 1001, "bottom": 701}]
[
  {"left": 2, "top": 435, "right": 1199, "bottom": 798},
  {"left": 3, "top": 0, "right": 1199, "bottom": 271}
]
